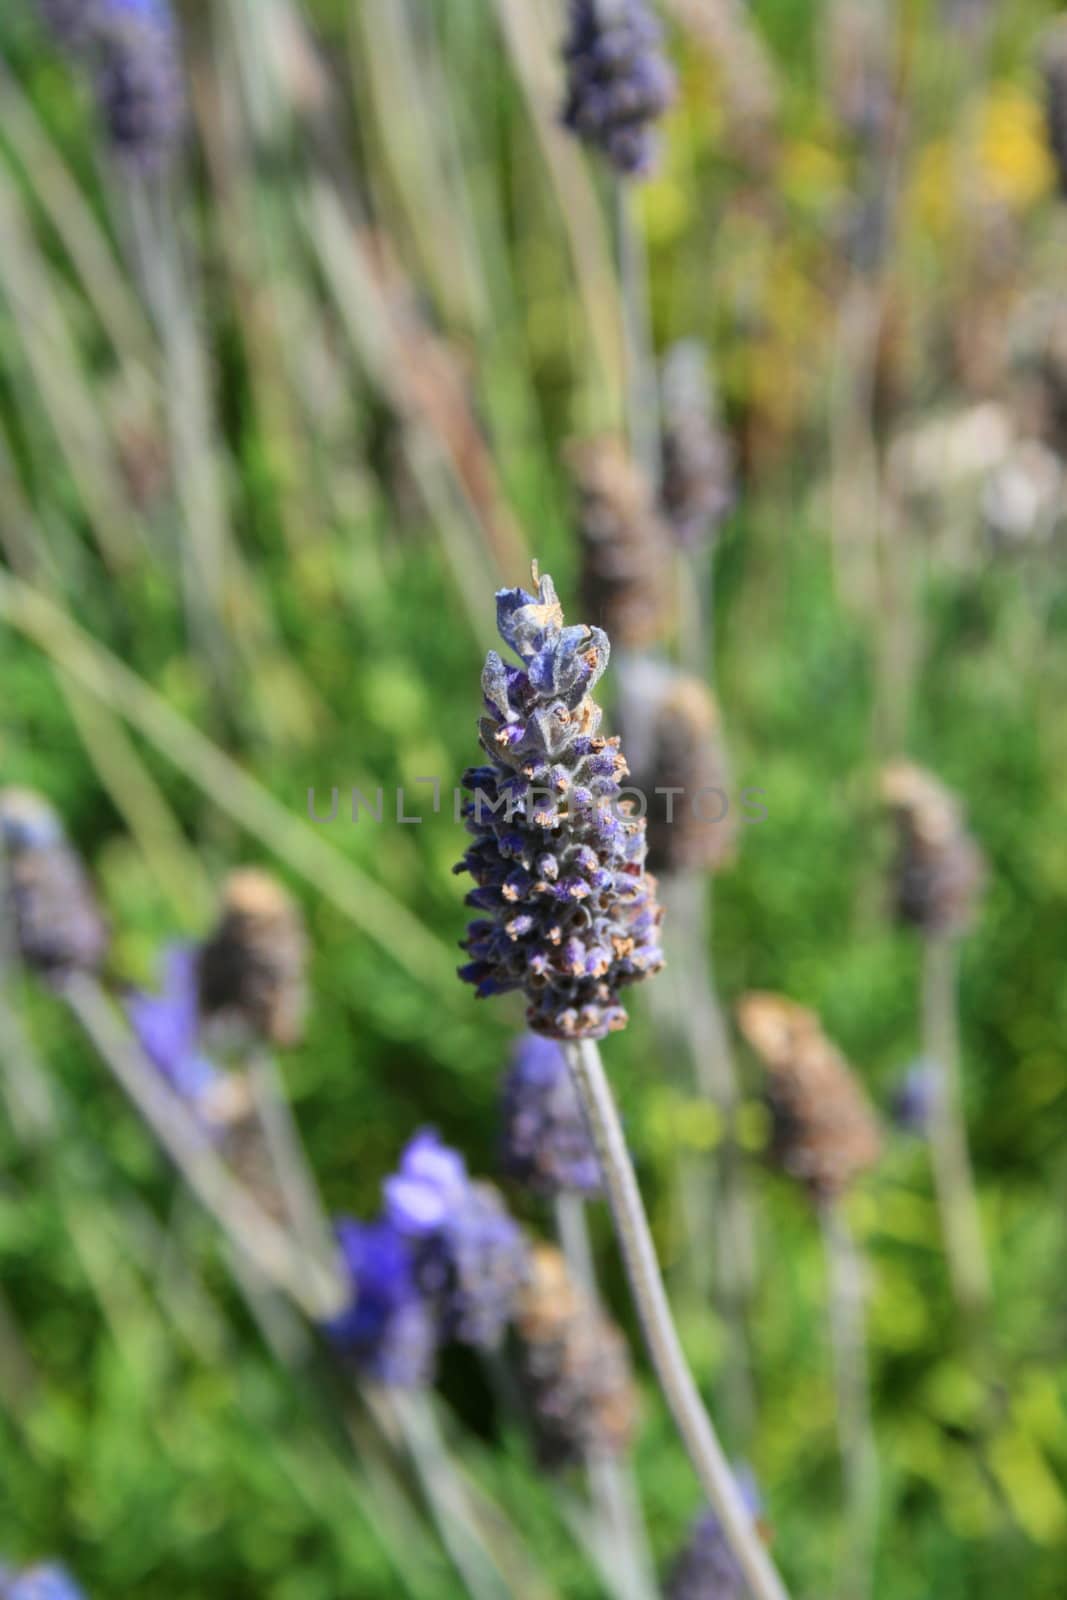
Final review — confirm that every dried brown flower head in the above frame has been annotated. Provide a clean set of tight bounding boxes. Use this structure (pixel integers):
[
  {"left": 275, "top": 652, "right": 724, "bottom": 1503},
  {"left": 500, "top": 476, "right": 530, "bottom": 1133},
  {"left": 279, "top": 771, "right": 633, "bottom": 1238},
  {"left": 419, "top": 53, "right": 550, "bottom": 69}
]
[
  {"left": 513, "top": 1244, "right": 638, "bottom": 1469},
  {"left": 569, "top": 437, "right": 673, "bottom": 649},
  {"left": 198, "top": 869, "right": 308, "bottom": 1046},
  {"left": 880, "top": 763, "right": 985, "bottom": 937},
  {"left": 737, "top": 992, "right": 881, "bottom": 1201},
  {"left": 618, "top": 660, "right": 737, "bottom": 877}
]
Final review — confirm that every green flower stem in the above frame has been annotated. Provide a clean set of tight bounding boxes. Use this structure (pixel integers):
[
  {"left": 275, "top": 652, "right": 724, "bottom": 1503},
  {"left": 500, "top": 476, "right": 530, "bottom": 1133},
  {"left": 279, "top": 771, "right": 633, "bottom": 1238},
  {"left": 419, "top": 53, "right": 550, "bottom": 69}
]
[
  {"left": 61, "top": 971, "right": 346, "bottom": 1322},
  {"left": 564, "top": 1037, "right": 791, "bottom": 1600},
  {"left": 920, "top": 934, "right": 991, "bottom": 1315},
  {"left": 819, "top": 1202, "right": 878, "bottom": 1600}
]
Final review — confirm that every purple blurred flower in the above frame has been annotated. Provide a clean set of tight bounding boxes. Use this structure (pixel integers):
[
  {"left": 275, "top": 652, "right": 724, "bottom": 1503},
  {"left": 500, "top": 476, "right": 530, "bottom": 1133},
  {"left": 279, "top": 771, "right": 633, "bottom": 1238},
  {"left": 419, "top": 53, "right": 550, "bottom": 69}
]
[
  {"left": 35, "top": 0, "right": 185, "bottom": 171},
  {"left": 326, "top": 1217, "right": 438, "bottom": 1389},
  {"left": 386, "top": 1131, "right": 528, "bottom": 1350},
  {"left": 561, "top": 0, "right": 676, "bottom": 178},
  {"left": 455, "top": 571, "right": 664, "bottom": 1040},
  {"left": 125, "top": 945, "right": 220, "bottom": 1106},
  {"left": 665, "top": 1471, "right": 762, "bottom": 1600},
  {"left": 0, "top": 1567, "right": 87, "bottom": 1600},
  {"left": 500, "top": 1033, "right": 601, "bottom": 1196}
]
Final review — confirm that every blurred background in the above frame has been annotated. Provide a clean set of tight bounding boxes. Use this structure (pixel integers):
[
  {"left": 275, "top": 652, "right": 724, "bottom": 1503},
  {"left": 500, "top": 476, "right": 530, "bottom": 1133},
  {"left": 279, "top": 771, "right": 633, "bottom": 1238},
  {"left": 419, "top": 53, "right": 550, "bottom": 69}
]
[{"left": 1, "top": 0, "right": 1067, "bottom": 1595}]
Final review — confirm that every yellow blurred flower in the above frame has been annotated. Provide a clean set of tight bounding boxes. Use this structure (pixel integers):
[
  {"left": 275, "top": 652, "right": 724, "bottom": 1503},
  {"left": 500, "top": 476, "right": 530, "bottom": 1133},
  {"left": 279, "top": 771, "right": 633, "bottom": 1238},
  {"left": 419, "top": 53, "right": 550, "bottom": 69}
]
[{"left": 979, "top": 86, "right": 1055, "bottom": 211}]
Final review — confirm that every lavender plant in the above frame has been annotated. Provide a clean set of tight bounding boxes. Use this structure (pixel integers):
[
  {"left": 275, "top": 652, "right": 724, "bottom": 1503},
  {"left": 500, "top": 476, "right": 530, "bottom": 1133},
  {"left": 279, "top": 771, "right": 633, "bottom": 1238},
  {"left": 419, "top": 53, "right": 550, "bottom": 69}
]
[
  {"left": 665, "top": 1476, "right": 762, "bottom": 1600},
  {"left": 561, "top": 0, "right": 676, "bottom": 179},
  {"left": 37, "top": 0, "right": 185, "bottom": 171},
  {"left": 457, "top": 570, "right": 664, "bottom": 1037},
  {"left": 0, "top": 788, "right": 107, "bottom": 980},
  {"left": 881, "top": 763, "right": 990, "bottom": 1314},
  {"left": 456, "top": 571, "right": 790, "bottom": 1600},
  {"left": 384, "top": 1130, "right": 528, "bottom": 1350}
]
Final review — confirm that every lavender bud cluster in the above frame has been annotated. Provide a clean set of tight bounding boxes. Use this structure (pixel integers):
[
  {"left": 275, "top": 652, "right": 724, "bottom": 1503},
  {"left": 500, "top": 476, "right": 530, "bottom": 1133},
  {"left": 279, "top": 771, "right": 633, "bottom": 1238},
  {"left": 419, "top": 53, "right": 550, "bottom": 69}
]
[
  {"left": 561, "top": 0, "right": 676, "bottom": 177},
  {"left": 36, "top": 0, "right": 185, "bottom": 171},
  {"left": 456, "top": 571, "right": 664, "bottom": 1040},
  {"left": 328, "top": 1131, "right": 529, "bottom": 1385},
  {"left": 0, "top": 788, "right": 107, "bottom": 980}
]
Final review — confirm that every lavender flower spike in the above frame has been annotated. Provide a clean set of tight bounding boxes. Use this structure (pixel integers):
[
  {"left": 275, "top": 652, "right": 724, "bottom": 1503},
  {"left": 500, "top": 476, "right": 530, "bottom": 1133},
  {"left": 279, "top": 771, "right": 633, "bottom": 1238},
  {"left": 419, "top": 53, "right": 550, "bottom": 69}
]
[
  {"left": 562, "top": 0, "right": 676, "bottom": 177},
  {"left": 456, "top": 569, "right": 664, "bottom": 1040},
  {"left": 0, "top": 1567, "right": 87, "bottom": 1600},
  {"left": 666, "top": 1473, "right": 763, "bottom": 1600},
  {"left": 500, "top": 1033, "right": 602, "bottom": 1196},
  {"left": 125, "top": 944, "right": 221, "bottom": 1107},
  {"left": 385, "top": 1131, "right": 528, "bottom": 1350}
]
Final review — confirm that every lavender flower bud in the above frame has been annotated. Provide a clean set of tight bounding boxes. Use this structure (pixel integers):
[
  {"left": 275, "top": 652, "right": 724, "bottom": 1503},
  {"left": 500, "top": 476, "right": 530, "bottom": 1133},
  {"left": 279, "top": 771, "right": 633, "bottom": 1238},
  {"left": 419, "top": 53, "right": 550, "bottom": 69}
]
[
  {"left": 570, "top": 438, "right": 674, "bottom": 650},
  {"left": 880, "top": 763, "right": 985, "bottom": 937},
  {"left": 660, "top": 343, "right": 735, "bottom": 550},
  {"left": 91, "top": 0, "right": 185, "bottom": 172},
  {"left": 0, "top": 1568, "right": 87, "bottom": 1600},
  {"left": 513, "top": 1245, "right": 637, "bottom": 1470},
  {"left": 617, "top": 660, "right": 737, "bottom": 877},
  {"left": 456, "top": 569, "right": 665, "bottom": 1039},
  {"left": 561, "top": 0, "right": 676, "bottom": 178},
  {"left": 198, "top": 870, "right": 308, "bottom": 1047},
  {"left": 500, "top": 1033, "right": 602, "bottom": 1196},
  {"left": 665, "top": 1475, "right": 762, "bottom": 1600},
  {"left": 0, "top": 789, "right": 107, "bottom": 979},
  {"left": 326, "top": 1217, "right": 438, "bottom": 1388},
  {"left": 385, "top": 1131, "right": 528, "bottom": 1350},
  {"left": 737, "top": 993, "right": 881, "bottom": 1202}
]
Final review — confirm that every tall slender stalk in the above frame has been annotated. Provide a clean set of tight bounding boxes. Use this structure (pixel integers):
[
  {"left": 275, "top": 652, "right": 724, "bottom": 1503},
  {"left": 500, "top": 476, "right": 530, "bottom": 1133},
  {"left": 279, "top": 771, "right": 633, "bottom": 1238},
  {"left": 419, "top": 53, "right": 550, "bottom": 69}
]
[
  {"left": 615, "top": 182, "right": 661, "bottom": 490},
  {"left": 564, "top": 1037, "right": 791, "bottom": 1600},
  {"left": 920, "top": 934, "right": 990, "bottom": 1315},
  {"left": 819, "top": 1203, "right": 878, "bottom": 1600},
  {"left": 60, "top": 970, "right": 345, "bottom": 1321},
  {"left": 551, "top": 1192, "right": 658, "bottom": 1600}
]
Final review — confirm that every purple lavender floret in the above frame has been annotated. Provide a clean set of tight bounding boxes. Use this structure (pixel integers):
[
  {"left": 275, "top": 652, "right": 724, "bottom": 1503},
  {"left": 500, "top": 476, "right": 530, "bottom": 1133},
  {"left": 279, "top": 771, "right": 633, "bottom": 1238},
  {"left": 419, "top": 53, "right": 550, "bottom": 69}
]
[
  {"left": 665, "top": 1472, "right": 761, "bottom": 1600},
  {"left": 326, "top": 1217, "right": 438, "bottom": 1389},
  {"left": 561, "top": 0, "right": 676, "bottom": 178},
  {"left": 0, "top": 1567, "right": 87, "bottom": 1600},
  {"left": 386, "top": 1131, "right": 528, "bottom": 1350},
  {"left": 456, "top": 571, "right": 664, "bottom": 1040},
  {"left": 500, "top": 1033, "right": 602, "bottom": 1196},
  {"left": 125, "top": 944, "right": 220, "bottom": 1107}
]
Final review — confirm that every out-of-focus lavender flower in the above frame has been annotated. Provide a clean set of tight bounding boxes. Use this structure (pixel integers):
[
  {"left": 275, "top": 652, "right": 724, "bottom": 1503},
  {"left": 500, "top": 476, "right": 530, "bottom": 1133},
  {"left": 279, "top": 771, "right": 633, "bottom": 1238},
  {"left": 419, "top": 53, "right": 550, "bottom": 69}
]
[
  {"left": 514, "top": 1244, "right": 637, "bottom": 1469},
  {"left": 0, "top": 788, "right": 107, "bottom": 979},
  {"left": 660, "top": 342, "right": 735, "bottom": 550},
  {"left": 891, "top": 1060, "right": 937, "bottom": 1136},
  {"left": 880, "top": 764, "right": 985, "bottom": 938},
  {"left": 665, "top": 1472, "right": 762, "bottom": 1600},
  {"left": 198, "top": 869, "right": 308, "bottom": 1048},
  {"left": 0, "top": 1566, "right": 87, "bottom": 1600},
  {"left": 386, "top": 1131, "right": 528, "bottom": 1350},
  {"left": 326, "top": 1217, "right": 438, "bottom": 1388},
  {"left": 36, "top": 0, "right": 185, "bottom": 172},
  {"left": 126, "top": 944, "right": 220, "bottom": 1106},
  {"left": 500, "top": 1033, "right": 601, "bottom": 1196},
  {"left": 561, "top": 0, "right": 675, "bottom": 178},
  {"left": 455, "top": 570, "right": 664, "bottom": 1040}
]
